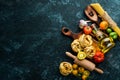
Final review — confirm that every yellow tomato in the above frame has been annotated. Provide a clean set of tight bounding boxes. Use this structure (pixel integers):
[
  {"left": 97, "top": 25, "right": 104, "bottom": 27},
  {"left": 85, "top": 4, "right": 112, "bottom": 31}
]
[
  {"left": 72, "top": 70, "right": 78, "bottom": 76},
  {"left": 83, "top": 70, "right": 90, "bottom": 76},
  {"left": 78, "top": 67, "right": 85, "bottom": 73},
  {"left": 99, "top": 21, "right": 108, "bottom": 30},
  {"left": 72, "top": 64, "right": 78, "bottom": 69},
  {"left": 82, "top": 75, "right": 88, "bottom": 80}
]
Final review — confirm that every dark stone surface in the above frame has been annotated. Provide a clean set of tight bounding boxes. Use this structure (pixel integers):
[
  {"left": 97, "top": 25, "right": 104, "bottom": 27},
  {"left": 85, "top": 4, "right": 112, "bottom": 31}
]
[{"left": 0, "top": 0, "right": 120, "bottom": 80}]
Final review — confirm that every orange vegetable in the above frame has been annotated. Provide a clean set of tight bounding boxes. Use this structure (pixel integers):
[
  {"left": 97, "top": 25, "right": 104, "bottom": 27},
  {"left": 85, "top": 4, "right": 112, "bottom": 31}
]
[
  {"left": 72, "top": 64, "right": 78, "bottom": 69},
  {"left": 82, "top": 75, "right": 88, "bottom": 80},
  {"left": 99, "top": 21, "right": 108, "bottom": 30},
  {"left": 72, "top": 70, "right": 78, "bottom": 76},
  {"left": 78, "top": 67, "right": 85, "bottom": 73}
]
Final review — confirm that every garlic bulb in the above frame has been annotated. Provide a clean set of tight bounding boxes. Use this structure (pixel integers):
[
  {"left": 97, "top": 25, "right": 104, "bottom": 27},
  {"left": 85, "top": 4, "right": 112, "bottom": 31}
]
[{"left": 79, "top": 20, "right": 88, "bottom": 29}]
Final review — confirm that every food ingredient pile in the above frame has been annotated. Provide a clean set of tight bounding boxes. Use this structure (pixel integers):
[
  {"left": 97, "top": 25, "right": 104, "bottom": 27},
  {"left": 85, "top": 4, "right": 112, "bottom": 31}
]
[{"left": 59, "top": 3, "right": 120, "bottom": 80}]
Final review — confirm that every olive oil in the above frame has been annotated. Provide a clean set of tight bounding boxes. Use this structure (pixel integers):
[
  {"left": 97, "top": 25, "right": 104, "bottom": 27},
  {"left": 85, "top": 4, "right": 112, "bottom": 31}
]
[
  {"left": 100, "top": 37, "right": 115, "bottom": 53},
  {"left": 92, "top": 24, "right": 115, "bottom": 53}
]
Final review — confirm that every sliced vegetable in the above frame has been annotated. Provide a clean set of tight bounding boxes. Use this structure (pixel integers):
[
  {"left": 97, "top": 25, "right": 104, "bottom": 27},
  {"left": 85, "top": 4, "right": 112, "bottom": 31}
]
[
  {"left": 93, "top": 51, "right": 104, "bottom": 63},
  {"left": 83, "top": 26, "right": 92, "bottom": 35},
  {"left": 77, "top": 51, "right": 86, "bottom": 60}
]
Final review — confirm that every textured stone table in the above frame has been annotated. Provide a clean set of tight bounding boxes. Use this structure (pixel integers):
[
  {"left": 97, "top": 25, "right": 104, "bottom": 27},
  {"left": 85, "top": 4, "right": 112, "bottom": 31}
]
[{"left": 0, "top": 0, "right": 120, "bottom": 80}]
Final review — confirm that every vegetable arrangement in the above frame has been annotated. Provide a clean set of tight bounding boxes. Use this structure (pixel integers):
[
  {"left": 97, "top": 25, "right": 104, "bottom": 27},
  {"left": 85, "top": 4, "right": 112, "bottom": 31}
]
[
  {"left": 72, "top": 63, "right": 90, "bottom": 80},
  {"left": 59, "top": 3, "right": 120, "bottom": 80}
]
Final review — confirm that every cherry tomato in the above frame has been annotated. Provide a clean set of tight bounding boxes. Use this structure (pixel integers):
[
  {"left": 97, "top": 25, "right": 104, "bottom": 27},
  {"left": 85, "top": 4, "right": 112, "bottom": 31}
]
[
  {"left": 83, "top": 26, "right": 92, "bottom": 35},
  {"left": 83, "top": 70, "right": 90, "bottom": 76},
  {"left": 72, "top": 64, "right": 78, "bottom": 69},
  {"left": 72, "top": 70, "right": 78, "bottom": 76},
  {"left": 82, "top": 75, "right": 88, "bottom": 80},
  {"left": 81, "top": 70, "right": 90, "bottom": 80},
  {"left": 78, "top": 67, "right": 85, "bottom": 73},
  {"left": 93, "top": 51, "right": 104, "bottom": 63},
  {"left": 99, "top": 21, "right": 108, "bottom": 30}
]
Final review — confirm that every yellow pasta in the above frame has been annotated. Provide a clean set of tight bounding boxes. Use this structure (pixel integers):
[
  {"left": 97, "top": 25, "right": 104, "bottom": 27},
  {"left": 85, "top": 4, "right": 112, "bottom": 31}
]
[
  {"left": 90, "top": 3, "right": 120, "bottom": 37},
  {"left": 90, "top": 3, "right": 104, "bottom": 16}
]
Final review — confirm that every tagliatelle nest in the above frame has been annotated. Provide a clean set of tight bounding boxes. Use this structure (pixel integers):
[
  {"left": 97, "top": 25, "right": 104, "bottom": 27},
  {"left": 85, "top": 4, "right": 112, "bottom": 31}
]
[
  {"left": 79, "top": 34, "right": 93, "bottom": 48},
  {"left": 71, "top": 39, "right": 83, "bottom": 53},
  {"left": 71, "top": 34, "right": 96, "bottom": 59},
  {"left": 84, "top": 46, "right": 96, "bottom": 59},
  {"left": 59, "top": 62, "right": 73, "bottom": 76}
]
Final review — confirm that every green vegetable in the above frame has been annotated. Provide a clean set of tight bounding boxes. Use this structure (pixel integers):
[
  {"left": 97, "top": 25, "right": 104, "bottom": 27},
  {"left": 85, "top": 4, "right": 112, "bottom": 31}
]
[
  {"left": 106, "top": 28, "right": 112, "bottom": 33},
  {"left": 109, "top": 32, "right": 118, "bottom": 40},
  {"left": 109, "top": 32, "right": 117, "bottom": 36},
  {"left": 112, "top": 34, "right": 118, "bottom": 40}
]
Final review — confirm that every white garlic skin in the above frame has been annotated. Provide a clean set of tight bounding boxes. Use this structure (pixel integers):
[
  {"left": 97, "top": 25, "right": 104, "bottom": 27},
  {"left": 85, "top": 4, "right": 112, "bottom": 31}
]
[{"left": 79, "top": 20, "right": 88, "bottom": 29}]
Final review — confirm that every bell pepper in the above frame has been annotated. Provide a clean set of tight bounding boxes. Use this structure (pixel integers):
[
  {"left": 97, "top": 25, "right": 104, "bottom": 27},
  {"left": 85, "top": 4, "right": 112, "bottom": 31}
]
[{"left": 93, "top": 51, "right": 104, "bottom": 63}]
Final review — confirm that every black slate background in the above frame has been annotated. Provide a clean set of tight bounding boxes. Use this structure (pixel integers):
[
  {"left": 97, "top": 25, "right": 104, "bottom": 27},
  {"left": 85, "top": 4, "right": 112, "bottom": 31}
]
[{"left": 0, "top": 0, "right": 120, "bottom": 80}]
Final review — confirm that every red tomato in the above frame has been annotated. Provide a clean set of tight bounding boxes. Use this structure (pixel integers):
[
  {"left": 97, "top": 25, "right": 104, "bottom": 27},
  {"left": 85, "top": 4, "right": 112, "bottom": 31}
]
[
  {"left": 93, "top": 51, "right": 104, "bottom": 63},
  {"left": 83, "top": 26, "right": 92, "bottom": 35}
]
